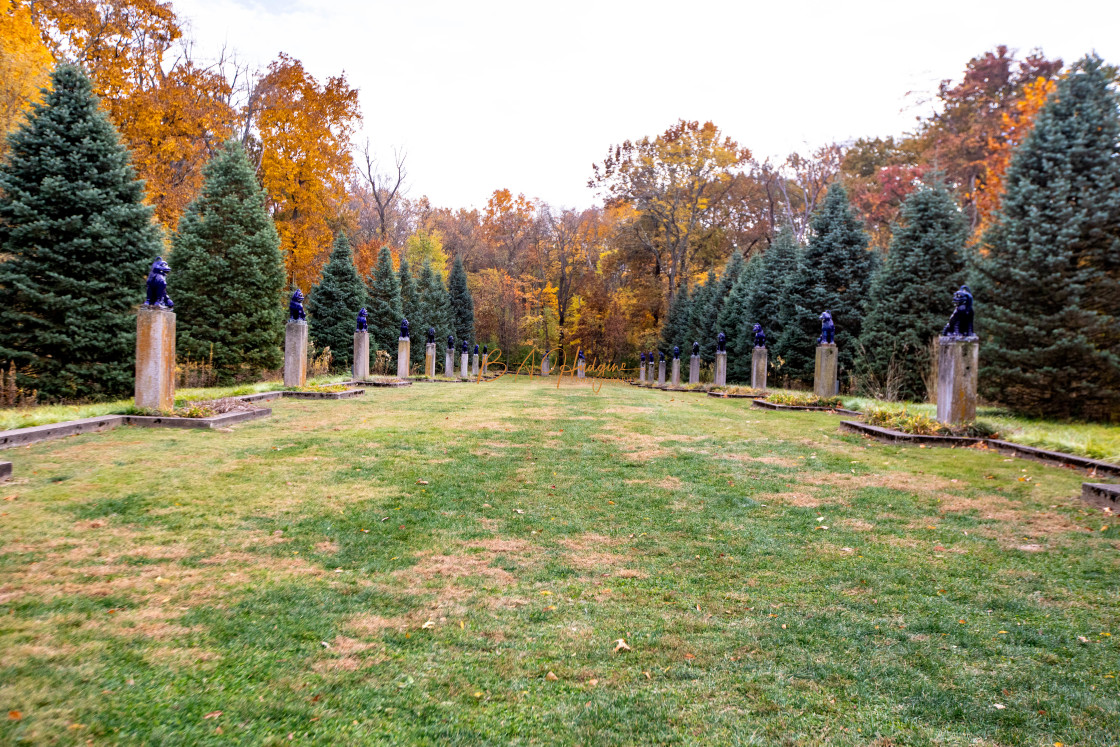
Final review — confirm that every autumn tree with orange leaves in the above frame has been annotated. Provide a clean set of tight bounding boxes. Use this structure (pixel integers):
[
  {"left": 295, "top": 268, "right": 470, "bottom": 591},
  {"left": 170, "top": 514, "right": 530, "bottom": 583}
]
[{"left": 0, "top": 0, "right": 53, "bottom": 159}]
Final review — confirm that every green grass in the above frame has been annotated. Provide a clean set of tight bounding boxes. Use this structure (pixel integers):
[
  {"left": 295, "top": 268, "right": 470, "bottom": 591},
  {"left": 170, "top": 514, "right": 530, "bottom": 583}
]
[{"left": 1, "top": 378, "right": 1117, "bottom": 745}]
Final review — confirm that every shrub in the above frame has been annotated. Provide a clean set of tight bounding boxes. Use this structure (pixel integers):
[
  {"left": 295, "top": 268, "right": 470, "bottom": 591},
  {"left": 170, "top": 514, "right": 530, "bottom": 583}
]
[{"left": 766, "top": 392, "right": 843, "bottom": 408}]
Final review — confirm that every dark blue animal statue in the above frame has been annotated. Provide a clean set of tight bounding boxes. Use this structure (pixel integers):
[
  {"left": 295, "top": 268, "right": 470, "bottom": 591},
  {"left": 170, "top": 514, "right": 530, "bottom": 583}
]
[
  {"left": 941, "top": 285, "right": 975, "bottom": 338},
  {"left": 427, "top": 327, "right": 435, "bottom": 344},
  {"left": 753, "top": 323, "right": 766, "bottom": 348},
  {"left": 400, "top": 318, "right": 409, "bottom": 339},
  {"left": 717, "top": 332, "right": 726, "bottom": 352},
  {"left": 818, "top": 311, "right": 835, "bottom": 344},
  {"left": 692, "top": 341, "right": 700, "bottom": 356},
  {"left": 356, "top": 308, "right": 368, "bottom": 331},
  {"left": 482, "top": 345, "right": 488, "bottom": 356},
  {"left": 145, "top": 256, "right": 173, "bottom": 308},
  {"left": 447, "top": 334, "right": 454, "bottom": 350},
  {"left": 640, "top": 352, "right": 646, "bottom": 364},
  {"left": 578, "top": 349, "right": 585, "bottom": 361},
  {"left": 673, "top": 346, "right": 680, "bottom": 359},
  {"left": 659, "top": 350, "right": 665, "bottom": 362},
  {"left": 289, "top": 289, "right": 306, "bottom": 322},
  {"left": 461, "top": 340, "right": 468, "bottom": 354},
  {"left": 473, "top": 344, "right": 479, "bottom": 355}
]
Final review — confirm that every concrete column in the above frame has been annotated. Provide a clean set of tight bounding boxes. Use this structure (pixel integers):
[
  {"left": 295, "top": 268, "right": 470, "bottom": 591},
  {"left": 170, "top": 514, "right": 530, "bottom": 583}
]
[
  {"left": 425, "top": 343, "right": 436, "bottom": 378},
  {"left": 397, "top": 338, "right": 410, "bottom": 379},
  {"left": 577, "top": 360, "right": 585, "bottom": 379},
  {"left": 136, "top": 306, "right": 176, "bottom": 410},
  {"left": 814, "top": 344, "right": 838, "bottom": 397},
  {"left": 482, "top": 353, "right": 489, "bottom": 375},
  {"left": 446, "top": 349, "right": 454, "bottom": 378},
  {"left": 689, "top": 355, "right": 700, "bottom": 385},
  {"left": 648, "top": 361, "right": 656, "bottom": 383},
  {"left": 657, "top": 360, "right": 666, "bottom": 386},
  {"left": 937, "top": 337, "right": 978, "bottom": 424},
  {"left": 752, "top": 347, "right": 768, "bottom": 390},
  {"left": 671, "top": 359, "right": 680, "bottom": 388},
  {"left": 472, "top": 353, "right": 479, "bottom": 377},
  {"left": 541, "top": 357, "right": 550, "bottom": 376},
  {"left": 283, "top": 320, "right": 308, "bottom": 389},
  {"left": 714, "top": 351, "right": 727, "bottom": 387},
  {"left": 639, "top": 363, "right": 646, "bottom": 383},
  {"left": 353, "top": 331, "right": 369, "bottom": 380},
  {"left": 460, "top": 353, "right": 469, "bottom": 379}
]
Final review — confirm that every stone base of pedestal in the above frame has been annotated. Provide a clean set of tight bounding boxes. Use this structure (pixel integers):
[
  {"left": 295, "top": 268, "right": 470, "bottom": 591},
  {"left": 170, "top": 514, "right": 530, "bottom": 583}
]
[
  {"left": 814, "top": 344, "right": 838, "bottom": 397},
  {"left": 136, "top": 307, "right": 176, "bottom": 410},
  {"left": 752, "top": 347, "right": 768, "bottom": 390},
  {"left": 639, "top": 365, "right": 646, "bottom": 383},
  {"left": 425, "top": 343, "right": 436, "bottom": 377},
  {"left": 671, "top": 359, "right": 680, "bottom": 387},
  {"left": 657, "top": 361, "right": 666, "bottom": 386},
  {"left": 648, "top": 362, "right": 655, "bottom": 383},
  {"left": 354, "top": 331, "right": 370, "bottom": 380},
  {"left": 472, "top": 354, "right": 479, "bottom": 377},
  {"left": 396, "top": 338, "right": 410, "bottom": 379},
  {"left": 446, "top": 351, "right": 454, "bottom": 378},
  {"left": 714, "top": 352, "right": 727, "bottom": 387},
  {"left": 460, "top": 353, "right": 469, "bottom": 379},
  {"left": 937, "top": 337, "right": 979, "bottom": 424},
  {"left": 577, "top": 361, "right": 585, "bottom": 379},
  {"left": 284, "top": 320, "right": 308, "bottom": 388},
  {"left": 482, "top": 354, "right": 489, "bottom": 375},
  {"left": 689, "top": 356, "right": 700, "bottom": 385}
]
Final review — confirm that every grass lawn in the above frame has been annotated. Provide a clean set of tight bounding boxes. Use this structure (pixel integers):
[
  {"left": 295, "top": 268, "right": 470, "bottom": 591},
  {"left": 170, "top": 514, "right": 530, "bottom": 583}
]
[{"left": 1, "top": 378, "right": 1116, "bottom": 745}]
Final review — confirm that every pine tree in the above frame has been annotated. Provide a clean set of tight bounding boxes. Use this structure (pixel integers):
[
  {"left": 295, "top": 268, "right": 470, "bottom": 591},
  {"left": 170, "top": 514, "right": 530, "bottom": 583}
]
[
  {"left": 416, "top": 259, "right": 452, "bottom": 351},
  {"left": 447, "top": 254, "right": 475, "bottom": 344},
  {"left": 719, "top": 254, "right": 762, "bottom": 383},
  {"left": 975, "top": 55, "right": 1120, "bottom": 420},
  {"left": 773, "top": 185, "right": 875, "bottom": 384},
  {"left": 366, "top": 246, "right": 402, "bottom": 354},
  {"left": 710, "top": 249, "right": 745, "bottom": 323},
  {"left": 660, "top": 280, "right": 691, "bottom": 352},
  {"left": 748, "top": 227, "right": 801, "bottom": 346},
  {"left": 859, "top": 181, "right": 967, "bottom": 401},
  {"left": 0, "top": 65, "right": 162, "bottom": 400},
  {"left": 172, "top": 140, "right": 286, "bottom": 383},
  {"left": 398, "top": 254, "right": 423, "bottom": 367},
  {"left": 689, "top": 270, "right": 718, "bottom": 359},
  {"left": 308, "top": 232, "right": 367, "bottom": 368}
]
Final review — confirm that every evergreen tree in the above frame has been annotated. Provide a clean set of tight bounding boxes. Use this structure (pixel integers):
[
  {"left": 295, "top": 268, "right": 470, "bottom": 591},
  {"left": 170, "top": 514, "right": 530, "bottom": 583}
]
[
  {"left": 308, "top": 232, "right": 367, "bottom": 368},
  {"left": 710, "top": 249, "right": 745, "bottom": 323},
  {"left": 975, "top": 55, "right": 1120, "bottom": 420},
  {"left": 416, "top": 259, "right": 453, "bottom": 351},
  {"left": 688, "top": 270, "right": 718, "bottom": 359},
  {"left": 173, "top": 140, "right": 286, "bottom": 383},
  {"left": 447, "top": 254, "right": 475, "bottom": 344},
  {"left": 366, "top": 246, "right": 402, "bottom": 353},
  {"left": 0, "top": 65, "right": 162, "bottom": 400},
  {"left": 748, "top": 227, "right": 801, "bottom": 345},
  {"left": 719, "top": 254, "right": 762, "bottom": 383},
  {"left": 661, "top": 280, "right": 691, "bottom": 352},
  {"left": 398, "top": 254, "right": 423, "bottom": 367},
  {"left": 859, "top": 181, "right": 966, "bottom": 401},
  {"left": 773, "top": 185, "right": 875, "bottom": 384}
]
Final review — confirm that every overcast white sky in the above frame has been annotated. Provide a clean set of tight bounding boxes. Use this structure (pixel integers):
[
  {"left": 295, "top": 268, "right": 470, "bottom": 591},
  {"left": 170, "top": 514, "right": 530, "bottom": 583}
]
[{"left": 173, "top": 0, "right": 1120, "bottom": 211}]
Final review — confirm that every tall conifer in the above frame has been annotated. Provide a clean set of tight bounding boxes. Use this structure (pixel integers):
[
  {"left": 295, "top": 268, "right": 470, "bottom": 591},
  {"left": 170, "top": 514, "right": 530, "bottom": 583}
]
[
  {"left": 398, "top": 255, "right": 423, "bottom": 367},
  {"left": 719, "top": 254, "right": 762, "bottom": 383},
  {"left": 0, "top": 65, "right": 161, "bottom": 400},
  {"left": 416, "top": 260, "right": 452, "bottom": 352},
  {"left": 661, "top": 280, "right": 692, "bottom": 352},
  {"left": 976, "top": 55, "right": 1120, "bottom": 420},
  {"left": 367, "top": 246, "right": 402, "bottom": 353},
  {"left": 308, "top": 233, "right": 367, "bottom": 368},
  {"left": 448, "top": 254, "right": 475, "bottom": 344},
  {"left": 173, "top": 140, "right": 286, "bottom": 382}
]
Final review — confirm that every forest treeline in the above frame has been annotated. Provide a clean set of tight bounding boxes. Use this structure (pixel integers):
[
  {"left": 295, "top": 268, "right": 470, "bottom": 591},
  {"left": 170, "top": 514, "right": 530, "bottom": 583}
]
[{"left": 1, "top": 1, "right": 1118, "bottom": 419}]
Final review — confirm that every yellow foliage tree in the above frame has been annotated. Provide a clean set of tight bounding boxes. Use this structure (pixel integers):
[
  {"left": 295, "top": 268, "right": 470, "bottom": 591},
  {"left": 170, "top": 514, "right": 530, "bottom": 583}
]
[
  {"left": 0, "top": 0, "right": 53, "bottom": 158},
  {"left": 404, "top": 229, "right": 447, "bottom": 278}
]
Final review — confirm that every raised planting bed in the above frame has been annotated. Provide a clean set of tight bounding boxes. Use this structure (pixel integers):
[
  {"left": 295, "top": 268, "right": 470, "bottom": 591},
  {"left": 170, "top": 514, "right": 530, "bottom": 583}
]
[
  {"left": 280, "top": 388, "right": 364, "bottom": 399},
  {"left": 839, "top": 420, "right": 1120, "bottom": 478},
  {"left": 1, "top": 461, "right": 11, "bottom": 481},
  {"left": 348, "top": 379, "right": 412, "bottom": 388},
  {"left": 753, "top": 399, "right": 861, "bottom": 415},
  {"left": 1082, "top": 483, "right": 1120, "bottom": 510}
]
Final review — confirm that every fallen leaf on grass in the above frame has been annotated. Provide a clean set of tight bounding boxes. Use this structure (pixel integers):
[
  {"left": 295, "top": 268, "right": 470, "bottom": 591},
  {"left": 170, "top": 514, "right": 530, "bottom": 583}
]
[
  {"left": 545, "top": 671, "right": 559, "bottom": 681},
  {"left": 204, "top": 711, "right": 222, "bottom": 719},
  {"left": 416, "top": 480, "right": 429, "bottom": 485},
  {"left": 8, "top": 711, "right": 20, "bottom": 721},
  {"left": 514, "top": 509, "right": 525, "bottom": 514},
  {"left": 614, "top": 639, "right": 631, "bottom": 653},
  {"left": 993, "top": 703, "right": 1006, "bottom": 710}
]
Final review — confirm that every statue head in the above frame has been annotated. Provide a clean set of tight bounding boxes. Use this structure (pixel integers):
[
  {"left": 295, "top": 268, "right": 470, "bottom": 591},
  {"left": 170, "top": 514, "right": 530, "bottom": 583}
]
[
  {"left": 149, "top": 256, "right": 170, "bottom": 277},
  {"left": 692, "top": 341, "right": 699, "bottom": 356},
  {"left": 640, "top": 352, "right": 646, "bottom": 363},
  {"left": 473, "top": 344, "right": 479, "bottom": 355},
  {"left": 356, "top": 308, "right": 368, "bottom": 331},
  {"left": 291, "top": 289, "right": 304, "bottom": 304},
  {"left": 753, "top": 323, "right": 762, "bottom": 333},
  {"left": 820, "top": 310, "right": 832, "bottom": 323}
]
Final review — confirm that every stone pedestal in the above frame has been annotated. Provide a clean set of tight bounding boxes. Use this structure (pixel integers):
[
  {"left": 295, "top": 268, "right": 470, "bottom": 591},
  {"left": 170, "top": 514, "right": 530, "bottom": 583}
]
[
  {"left": 814, "top": 344, "right": 838, "bottom": 397},
  {"left": 937, "top": 337, "right": 979, "bottom": 424},
  {"left": 671, "top": 359, "right": 680, "bottom": 388},
  {"left": 136, "top": 307, "right": 176, "bottom": 410},
  {"left": 689, "top": 355, "right": 700, "bottom": 385},
  {"left": 283, "top": 320, "right": 307, "bottom": 388},
  {"left": 353, "top": 331, "right": 369, "bottom": 380},
  {"left": 425, "top": 343, "right": 436, "bottom": 378},
  {"left": 647, "top": 361, "right": 655, "bottom": 383},
  {"left": 714, "top": 351, "right": 727, "bottom": 387},
  {"left": 397, "top": 338, "right": 410, "bottom": 379},
  {"left": 482, "top": 353, "right": 489, "bottom": 375},
  {"left": 752, "top": 347, "right": 768, "bottom": 390},
  {"left": 577, "top": 360, "right": 585, "bottom": 379},
  {"left": 472, "top": 353, "right": 479, "bottom": 377},
  {"left": 657, "top": 361, "right": 666, "bottom": 386},
  {"left": 639, "top": 363, "right": 646, "bottom": 383},
  {"left": 460, "top": 353, "right": 469, "bottom": 379},
  {"left": 446, "top": 350, "right": 454, "bottom": 378},
  {"left": 541, "top": 357, "right": 550, "bottom": 376}
]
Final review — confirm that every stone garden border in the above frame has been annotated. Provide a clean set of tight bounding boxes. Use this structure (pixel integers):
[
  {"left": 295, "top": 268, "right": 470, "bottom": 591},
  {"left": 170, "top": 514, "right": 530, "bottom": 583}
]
[
  {"left": 1, "top": 461, "right": 11, "bottom": 481},
  {"left": 752, "top": 399, "right": 862, "bottom": 416},
  {"left": 839, "top": 420, "right": 1120, "bottom": 478},
  {"left": 1082, "top": 483, "right": 1120, "bottom": 510}
]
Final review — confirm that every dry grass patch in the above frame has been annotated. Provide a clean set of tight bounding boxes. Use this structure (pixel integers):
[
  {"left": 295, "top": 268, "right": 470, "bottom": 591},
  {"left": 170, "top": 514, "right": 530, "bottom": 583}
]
[{"left": 758, "top": 491, "right": 826, "bottom": 508}]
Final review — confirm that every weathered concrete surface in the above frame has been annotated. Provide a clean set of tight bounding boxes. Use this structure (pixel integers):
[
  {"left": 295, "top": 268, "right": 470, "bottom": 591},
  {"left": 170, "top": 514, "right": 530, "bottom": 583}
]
[
  {"left": 461, "top": 353, "right": 469, "bottom": 379},
  {"left": 937, "top": 337, "right": 978, "bottom": 425},
  {"left": 353, "top": 331, "right": 370, "bottom": 380},
  {"left": 472, "top": 353, "right": 479, "bottom": 377},
  {"left": 284, "top": 321, "right": 308, "bottom": 388},
  {"left": 752, "top": 347, "right": 768, "bottom": 390},
  {"left": 689, "top": 356, "right": 700, "bottom": 385},
  {"left": 122, "top": 408, "right": 272, "bottom": 428},
  {"left": 397, "top": 338, "right": 411, "bottom": 379},
  {"left": 1, "top": 461, "right": 12, "bottom": 481},
  {"left": 136, "top": 307, "right": 176, "bottom": 410},
  {"left": 482, "top": 353, "right": 489, "bottom": 375},
  {"left": 639, "top": 363, "right": 646, "bottom": 383},
  {"left": 648, "top": 361, "right": 656, "bottom": 384},
  {"left": 671, "top": 359, "right": 680, "bottom": 387},
  {"left": 657, "top": 361, "right": 666, "bottom": 386},
  {"left": 714, "top": 352, "right": 727, "bottom": 387},
  {"left": 446, "top": 350, "right": 455, "bottom": 378},
  {"left": 425, "top": 343, "right": 436, "bottom": 378},
  {"left": 1082, "top": 483, "right": 1120, "bottom": 511},
  {"left": 814, "top": 344, "right": 838, "bottom": 397},
  {"left": 577, "top": 361, "right": 585, "bottom": 379},
  {"left": 541, "top": 357, "right": 550, "bottom": 376}
]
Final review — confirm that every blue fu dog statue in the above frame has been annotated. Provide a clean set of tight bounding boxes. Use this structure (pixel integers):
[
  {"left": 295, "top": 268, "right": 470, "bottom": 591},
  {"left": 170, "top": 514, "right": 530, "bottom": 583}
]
[
  {"left": 289, "top": 290, "right": 306, "bottom": 322},
  {"left": 356, "top": 308, "right": 368, "bottom": 332},
  {"left": 753, "top": 323, "right": 766, "bottom": 348},
  {"left": 427, "top": 327, "right": 436, "bottom": 344},
  {"left": 145, "top": 257, "right": 173, "bottom": 308},
  {"left": 400, "top": 318, "right": 409, "bottom": 339},
  {"left": 941, "top": 285, "right": 976, "bottom": 338},
  {"left": 818, "top": 311, "right": 835, "bottom": 344}
]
